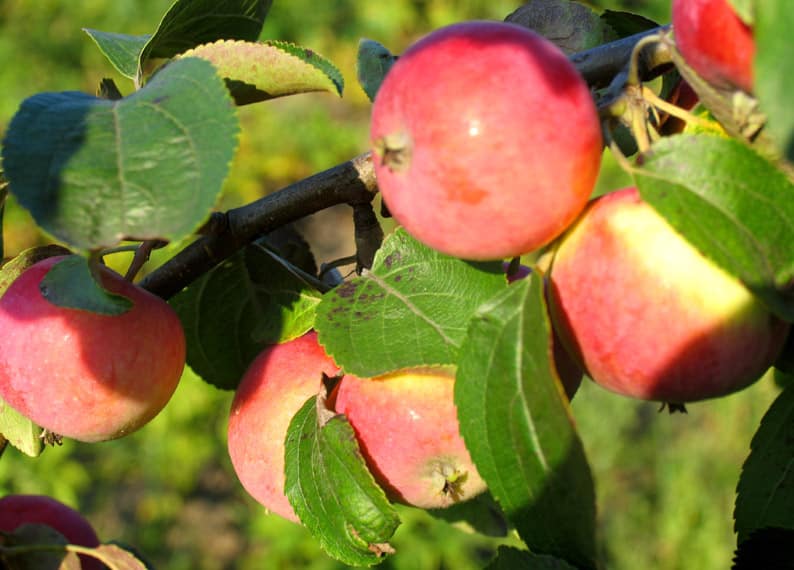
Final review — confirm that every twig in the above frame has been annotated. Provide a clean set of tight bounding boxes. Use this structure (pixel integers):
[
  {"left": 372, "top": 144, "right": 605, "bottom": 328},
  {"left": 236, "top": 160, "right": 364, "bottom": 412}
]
[{"left": 140, "top": 152, "right": 377, "bottom": 299}]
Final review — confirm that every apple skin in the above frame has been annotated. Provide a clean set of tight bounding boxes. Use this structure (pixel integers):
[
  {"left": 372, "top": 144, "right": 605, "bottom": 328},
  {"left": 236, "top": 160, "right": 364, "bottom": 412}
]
[
  {"left": 548, "top": 187, "right": 790, "bottom": 403},
  {"left": 504, "top": 262, "right": 583, "bottom": 400},
  {"left": 370, "top": 21, "right": 602, "bottom": 260},
  {"left": 672, "top": 0, "right": 754, "bottom": 93},
  {"left": 330, "top": 366, "right": 486, "bottom": 509},
  {"left": 0, "top": 256, "right": 186, "bottom": 442},
  {"left": 227, "top": 331, "right": 340, "bottom": 523},
  {"left": 0, "top": 494, "right": 102, "bottom": 570}
]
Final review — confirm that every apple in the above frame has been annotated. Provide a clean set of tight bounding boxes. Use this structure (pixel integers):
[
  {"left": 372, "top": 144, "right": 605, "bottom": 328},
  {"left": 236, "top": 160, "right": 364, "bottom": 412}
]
[
  {"left": 672, "top": 0, "right": 754, "bottom": 93},
  {"left": 330, "top": 366, "right": 486, "bottom": 509},
  {"left": 547, "top": 187, "right": 790, "bottom": 403},
  {"left": 0, "top": 494, "right": 102, "bottom": 570},
  {"left": 370, "top": 21, "right": 602, "bottom": 261},
  {"left": 504, "top": 262, "right": 583, "bottom": 399},
  {"left": 0, "top": 255, "right": 186, "bottom": 442},
  {"left": 227, "top": 331, "right": 340, "bottom": 523}
]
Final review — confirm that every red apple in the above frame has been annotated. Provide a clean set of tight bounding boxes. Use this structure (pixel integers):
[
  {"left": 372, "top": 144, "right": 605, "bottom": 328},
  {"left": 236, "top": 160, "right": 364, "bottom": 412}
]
[
  {"left": 548, "top": 187, "right": 789, "bottom": 403},
  {"left": 0, "top": 494, "right": 102, "bottom": 570},
  {"left": 503, "top": 262, "right": 583, "bottom": 399},
  {"left": 370, "top": 21, "right": 602, "bottom": 260},
  {"left": 672, "top": 0, "right": 754, "bottom": 93},
  {"left": 227, "top": 331, "right": 340, "bottom": 523},
  {"left": 0, "top": 256, "right": 186, "bottom": 442},
  {"left": 330, "top": 366, "right": 486, "bottom": 509}
]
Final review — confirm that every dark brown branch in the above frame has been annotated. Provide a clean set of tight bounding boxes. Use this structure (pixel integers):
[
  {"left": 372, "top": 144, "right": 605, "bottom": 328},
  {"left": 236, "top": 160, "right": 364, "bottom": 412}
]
[
  {"left": 141, "top": 25, "right": 675, "bottom": 299},
  {"left": 140, "top": 152, "right": 377, "bottom": 299},
  {"left": 570, "top": 24, "right": 672, "bottom": 87}
]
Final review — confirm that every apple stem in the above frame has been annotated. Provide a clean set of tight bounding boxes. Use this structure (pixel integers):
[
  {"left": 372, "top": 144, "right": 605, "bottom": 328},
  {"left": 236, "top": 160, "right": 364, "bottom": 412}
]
[
  {"left": 640, "top": 86, "right": 722, "bottom": 133},
  {"left": 123, "top": 240, "right": 168, "bottom": 282}
]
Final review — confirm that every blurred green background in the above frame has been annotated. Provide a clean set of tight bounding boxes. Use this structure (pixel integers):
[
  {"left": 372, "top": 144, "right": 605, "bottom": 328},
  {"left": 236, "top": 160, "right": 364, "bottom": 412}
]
[{"left": 0, "top": 1, "right": 782, "bottom": 569}]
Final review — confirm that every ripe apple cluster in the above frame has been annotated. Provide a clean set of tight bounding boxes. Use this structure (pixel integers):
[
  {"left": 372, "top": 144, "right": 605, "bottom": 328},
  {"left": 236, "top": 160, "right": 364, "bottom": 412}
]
[
  {"left": 227, "top": 332, "right": 489, "bottom": 522},
  {"left": 0, "top": 255, "right": 186, "bottom": 443},
  {"left": 367, "top": 16, "right": 786, "bottom": 407}
]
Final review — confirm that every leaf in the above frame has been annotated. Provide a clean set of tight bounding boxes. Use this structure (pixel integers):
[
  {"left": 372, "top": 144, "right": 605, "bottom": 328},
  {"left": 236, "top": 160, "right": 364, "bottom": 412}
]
[
  {"left": 1, "top": 57, "right": 239, "bottom": 251},
  {"left": 82, "top": 30, "right": 150, "bottom": 79},
  {"left": 0, "top": 173, "right": 7, "bottom": 260},
  {"left": 505, "top": 0, "right": 613, "bottom": 55},
  {"left": 455, "top": 276, "right": 597, "bottom": 569},
  {"left": 732, "top": 527, "right": 794, "bottom": 570},
  {"left": 180, "top": 39, "right": 343, "bottom": 105},
  {"left": 139, "top": 0, "right": 272, "bottom": 77},
  {"left": 357, "top": 39, "right": 397, "bottom": 102},
  {"left": 0, "top": 397, "right": 44, "bottom": 457},
  {"left": 39, "top": 256, "right": 132, "bottom": 315},
  {"left": 88, "top": 544, "right": 149, "bottom": 570},
  {"left": 2, "top": 523, "right": 81, "bottom": 570},
  {"left": 315, "top": 228, "right": 506, "bottom": 378},
  {"left": 170, "top": 241, "right": 321, "bottom": 390},
  {"left": 755, "top": 0, "right": 794, "bottom": 165},
  {"left": 486, "top": 546, "right": 578, "bottom": 570},
  {"left": 633, "top": 134, "right": 794, "bottom": 321},
  {"left": 599, "top": 10, "right": 659, "bottom": 38},
  {"left": 284, "top": 393, "right": 400, "bottom": 566},
  {"left": 734, "top": 385, "right": 794, "bottom": 542}
]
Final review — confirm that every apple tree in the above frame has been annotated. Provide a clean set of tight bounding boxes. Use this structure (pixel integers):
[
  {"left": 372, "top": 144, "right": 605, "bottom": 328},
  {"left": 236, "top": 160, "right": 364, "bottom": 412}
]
[{"left": 0, "top": 0, "right": 792, "bottom": 568}]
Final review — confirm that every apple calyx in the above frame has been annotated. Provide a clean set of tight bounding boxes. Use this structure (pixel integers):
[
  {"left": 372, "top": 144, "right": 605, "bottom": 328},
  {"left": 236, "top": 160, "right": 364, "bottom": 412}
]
[
  {"left": 431, "top": 461, "right": 468, "bottom": 502},
  {"left": 373, "top": 131, "right": 413, "bottom": 173}
]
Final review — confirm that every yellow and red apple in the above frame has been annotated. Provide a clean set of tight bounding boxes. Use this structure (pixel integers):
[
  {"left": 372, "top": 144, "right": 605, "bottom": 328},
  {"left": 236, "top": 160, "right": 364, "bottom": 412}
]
[
  {"left": 331, "top": 367, "right": 486, "bottom": 509},
  {"left": 548, "top": 187, "right": 789, "bottom": 403}
]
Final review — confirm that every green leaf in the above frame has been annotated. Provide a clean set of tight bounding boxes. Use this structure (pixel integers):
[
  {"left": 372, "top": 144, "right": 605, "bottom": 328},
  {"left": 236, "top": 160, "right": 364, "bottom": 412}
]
[
  {"left": 486, "top": 546, "right": 578, "bottom": 570},
  {"left": 2, "top": 57, "right": 239, "bottom": 251},
  {"left": 734, "top": 385, "right": 794, "bottom": 542},
  {"left": 180, "top": 39, "right": 343, "bottom": 105},
  {"left": 284, "top": 393, "right": 400, "bottom": 566},
  {"left": 40, "top": 256, "right": 132, "bottom": 315},
  {"left": 0, "top": 173, "right": 7, "bottom": 260},
  {"left": 633, "top": 134, "right": 794, "bottom": 321},
  {"left": 2, "top": 523, "right": 79, "bottom": 570},
  {"left": 0, "top": 397, "right": 44, "bottom": 457},
  {"left": 505, "top": 0, "right": 613, "bottom": 55},
  {"left": 170, "top": 241, "right": 321, "bottom": 390},
  {"left": 357, "top": 39, "right": 397, "bottom": 102},
  {"left": 82, "top": 29, "right": 150, "bottom": 79},
  {"left": 732, "top": 527, "right": 794, "bottom": 570},
  {"left": 599, "top": 10, "right": 659, "bottom": 38},
  {"left": 455, "top": 276, "right": 597, "bottom": 569},
  {"left": 755, "top": 0, "right": 794, "bottom": 164},
  {"left": 315, "top": 228, "right": 506, "bottom": 378},
  {"left": 139, "top": 0, "right": 272, "bottom": 76}
]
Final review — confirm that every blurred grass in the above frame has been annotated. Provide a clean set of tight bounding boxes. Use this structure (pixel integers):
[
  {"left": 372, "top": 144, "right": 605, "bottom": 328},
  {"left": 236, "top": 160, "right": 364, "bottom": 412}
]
[{"left": 0, "top": 1, "right": 778, "bottom": 569}]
